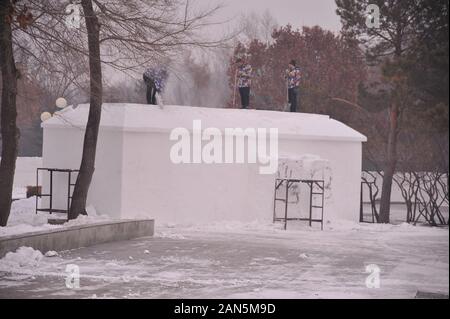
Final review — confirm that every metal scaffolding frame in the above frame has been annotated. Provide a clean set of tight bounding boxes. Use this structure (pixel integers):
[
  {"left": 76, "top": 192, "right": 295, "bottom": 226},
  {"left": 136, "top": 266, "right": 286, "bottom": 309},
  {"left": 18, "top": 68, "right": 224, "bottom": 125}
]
[
  {"left": 35, "top": 168, "right": 79, "bottom": 219},
  {"left": 273, "top": 178, "right": 325, "bottom": 230}
]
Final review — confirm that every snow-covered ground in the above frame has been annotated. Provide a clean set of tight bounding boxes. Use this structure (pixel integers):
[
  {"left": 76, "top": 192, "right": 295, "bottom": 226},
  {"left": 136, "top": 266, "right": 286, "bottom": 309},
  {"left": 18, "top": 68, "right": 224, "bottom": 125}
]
[
  {"left": 1, "top": 164, "right": 448, "bottom": 299},
  {"left": 0, "top": 221, "right": 447, "bottom": 299},
  {"left": 0, "top": 196, "right": 110, "bottom": 237}
]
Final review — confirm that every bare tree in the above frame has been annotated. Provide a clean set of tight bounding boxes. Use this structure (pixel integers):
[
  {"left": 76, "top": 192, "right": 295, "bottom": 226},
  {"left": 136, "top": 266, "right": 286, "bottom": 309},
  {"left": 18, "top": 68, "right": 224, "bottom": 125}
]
[
  {"left": 0, "top": 1, "right": 22, "bottom": 226},
  {"left": 393, "top": 172, "right": 420, "bottom": 223},
  {"left": 238, "top": 10, "right": 278, "bottom": 45},
  {"left": 413, "top": 172, "right": 448, "bottom": 226},
  {"left": 68, "top": 0, "right": 102, "bottom": 219},
  {"left": 361, "top": 171, "right": 382, "bottom": 223}
]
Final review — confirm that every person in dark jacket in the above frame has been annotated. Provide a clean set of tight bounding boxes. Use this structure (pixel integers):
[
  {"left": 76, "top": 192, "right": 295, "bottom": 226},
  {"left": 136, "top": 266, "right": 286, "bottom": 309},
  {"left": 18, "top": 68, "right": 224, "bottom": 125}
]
[
  {"left": 285, "top": 60, "right": 301, "bottom": 112},
  {"left": 143, "top": 67, "right": 168, "bottom": 105},
  {"left": 235, "top": 58, "right": 252, "bottom": 109}
]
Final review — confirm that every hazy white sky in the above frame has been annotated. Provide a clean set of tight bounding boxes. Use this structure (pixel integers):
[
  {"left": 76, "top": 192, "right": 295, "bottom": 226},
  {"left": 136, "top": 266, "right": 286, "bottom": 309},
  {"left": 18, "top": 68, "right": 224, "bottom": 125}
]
[
  {"left": 202, "top": 0, "right": 342, "bottom": 32},
  {"left": 111, "top": 1, "right": 343, "bottom": 82}
]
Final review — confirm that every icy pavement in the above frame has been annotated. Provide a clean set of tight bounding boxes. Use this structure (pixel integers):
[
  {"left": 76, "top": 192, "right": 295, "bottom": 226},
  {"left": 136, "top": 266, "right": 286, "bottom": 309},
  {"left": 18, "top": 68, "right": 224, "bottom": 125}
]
[{"left": 0, "top": 222, "right": 448, "bottom": 299}]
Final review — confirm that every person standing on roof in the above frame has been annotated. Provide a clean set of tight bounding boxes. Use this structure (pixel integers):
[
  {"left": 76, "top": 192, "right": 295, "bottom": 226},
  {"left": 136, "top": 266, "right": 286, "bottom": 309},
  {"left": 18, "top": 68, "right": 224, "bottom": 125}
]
[
  {"left": 235, "top": 57, "right": 252, "bottom": 109},
  {"left": 143, "top": 67, "right": 168, "bottom": 105},
  {"left": 285, "top": 60, "right": 301, "bottom": 112}
]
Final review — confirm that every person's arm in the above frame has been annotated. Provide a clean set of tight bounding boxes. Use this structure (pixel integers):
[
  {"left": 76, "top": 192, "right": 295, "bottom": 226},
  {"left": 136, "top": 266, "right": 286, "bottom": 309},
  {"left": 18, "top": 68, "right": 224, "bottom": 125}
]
[
  {"left": 296, "top": 69, "right": 301, "bottom": 83},
  {"left": 237, "top": 67, "right": 243, "bottom": 78},
  {"left": 245, "top": 65, "right": 252, "bottom": 78}
]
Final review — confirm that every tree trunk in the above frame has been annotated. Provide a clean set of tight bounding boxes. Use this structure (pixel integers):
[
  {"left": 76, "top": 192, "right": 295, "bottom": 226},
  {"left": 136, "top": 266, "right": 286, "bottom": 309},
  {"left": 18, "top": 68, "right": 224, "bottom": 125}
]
[
  {"left": 69, "top": 0, "right": 102, "bottom": 220},
  {"left": 379, "top": 104, "right": 399, "bottom": 223},
  {"left": 0, "top": 2, "right": 19, "bottom": 227}
]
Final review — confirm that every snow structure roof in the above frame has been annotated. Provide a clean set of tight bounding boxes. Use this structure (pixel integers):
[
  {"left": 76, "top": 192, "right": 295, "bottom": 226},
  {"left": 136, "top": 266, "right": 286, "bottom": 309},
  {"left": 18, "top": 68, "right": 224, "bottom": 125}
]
[{"left": 42, "top": 103, "right": 367, "bottom": 142}]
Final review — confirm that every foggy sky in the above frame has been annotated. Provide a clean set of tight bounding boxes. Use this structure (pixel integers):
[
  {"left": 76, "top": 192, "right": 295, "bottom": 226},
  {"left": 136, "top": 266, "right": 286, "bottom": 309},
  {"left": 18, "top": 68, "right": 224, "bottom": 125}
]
[
  {"left": 203, "top": 0, "right": 342, "bottom": 32},
  {"left": 110, "top": 0, "right": 343, "bottom": 84}
]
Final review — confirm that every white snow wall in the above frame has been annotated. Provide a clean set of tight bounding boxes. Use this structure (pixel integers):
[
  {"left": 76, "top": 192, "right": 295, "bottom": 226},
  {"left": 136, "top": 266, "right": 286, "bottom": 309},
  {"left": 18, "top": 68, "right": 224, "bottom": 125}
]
[
  {"left": 120, "top": 131, "right": 275, "bottom": 223},
  {"left": 42, "top": 127, "right": 362, "bottom": 224}
]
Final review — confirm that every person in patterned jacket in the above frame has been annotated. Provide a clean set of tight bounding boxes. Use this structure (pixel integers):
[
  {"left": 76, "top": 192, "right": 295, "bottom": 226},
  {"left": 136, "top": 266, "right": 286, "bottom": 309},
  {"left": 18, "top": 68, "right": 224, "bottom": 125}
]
[
  {"left": 143, "top": 67, "right": 168, "bottom": 105},
  {"left": 236, "top": 58, "right": 252, "bottom": 109},
  {"left": 285, "top": 60, "right": 301, "bottom": 112}
]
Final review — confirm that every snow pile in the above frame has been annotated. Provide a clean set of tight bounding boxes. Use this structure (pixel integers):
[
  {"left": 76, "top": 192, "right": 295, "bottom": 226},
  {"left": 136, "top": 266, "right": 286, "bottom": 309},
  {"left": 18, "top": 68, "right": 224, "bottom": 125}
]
[
  {"left": 0, "top": 247, "right": 43, "bottom": 268},
  {"left": 277, "top": 154, "right": 331, "bottom": 182},
  {"left": 0, "top": 197, "right": 59, "bottom": 237},
  {"left": 8, "top": 197, "right": 48, "bottom": 226},
  {"left": 44, "top": 251, "right": 59, "bottom": 257},
  {"left": 12, "top": 187, "right": 27, "bottom": 200},
  {"left": 277, "top": 154, "right": 333, "bottom": 199},
  {"left": 63, "top": 205, "right": 110, "bottom": 227},
  {"left": 0, "top": 198, "right": 110, "bottom": 237}
]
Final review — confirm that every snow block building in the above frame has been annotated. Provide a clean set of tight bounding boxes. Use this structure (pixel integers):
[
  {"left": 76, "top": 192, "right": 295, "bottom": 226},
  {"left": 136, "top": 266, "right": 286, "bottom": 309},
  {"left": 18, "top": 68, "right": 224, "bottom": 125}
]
[{"left": 41, "top": 104, "right": 366, "bottom": 224}]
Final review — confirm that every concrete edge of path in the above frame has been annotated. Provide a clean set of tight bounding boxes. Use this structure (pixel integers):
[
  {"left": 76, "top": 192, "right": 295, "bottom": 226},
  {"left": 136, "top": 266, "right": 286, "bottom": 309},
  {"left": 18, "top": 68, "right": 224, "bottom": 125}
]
[{"left": 0, "top": 219, "right": 155, "bottom": 258}]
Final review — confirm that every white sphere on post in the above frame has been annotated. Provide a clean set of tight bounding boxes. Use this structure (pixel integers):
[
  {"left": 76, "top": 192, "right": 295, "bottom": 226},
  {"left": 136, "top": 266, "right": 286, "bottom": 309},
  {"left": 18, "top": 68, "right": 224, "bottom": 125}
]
[
  {"left": 40, "top": 112, "right": 52, "bottom": 122},
  {"left": 55, "top": 97, "right": 68, "bottom": 109}
]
